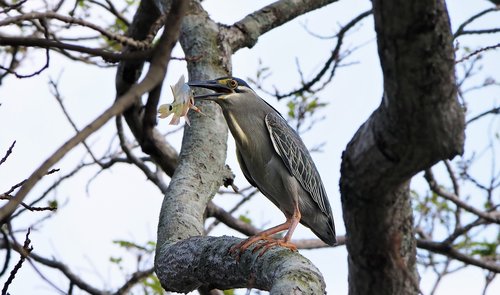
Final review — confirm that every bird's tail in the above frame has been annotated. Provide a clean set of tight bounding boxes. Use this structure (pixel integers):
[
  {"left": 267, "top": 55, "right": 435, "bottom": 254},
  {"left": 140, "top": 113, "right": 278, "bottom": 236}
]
[{"left": 307, "top": 215, "right": 336, "bottom": 246}]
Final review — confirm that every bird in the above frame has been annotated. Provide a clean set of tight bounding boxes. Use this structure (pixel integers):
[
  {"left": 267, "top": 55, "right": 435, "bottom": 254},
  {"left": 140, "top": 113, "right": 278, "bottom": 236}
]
[{"left": 188, "top": 77, "right": 336, "bottom": 253}]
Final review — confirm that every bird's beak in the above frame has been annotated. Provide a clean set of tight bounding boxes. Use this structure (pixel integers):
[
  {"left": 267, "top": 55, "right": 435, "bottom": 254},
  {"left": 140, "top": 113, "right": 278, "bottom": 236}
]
[{"left": 188, "top": 79, "right": 232, "bottom": 100}]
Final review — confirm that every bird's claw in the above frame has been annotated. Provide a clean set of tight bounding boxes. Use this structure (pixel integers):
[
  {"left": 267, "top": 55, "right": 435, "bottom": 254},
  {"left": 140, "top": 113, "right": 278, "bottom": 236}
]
[
  {"left": 229, "top": 236, "right": 297, "bottom": 260},
  {"left": 252, "top": 239, "right": 297, "bottom": 257}
]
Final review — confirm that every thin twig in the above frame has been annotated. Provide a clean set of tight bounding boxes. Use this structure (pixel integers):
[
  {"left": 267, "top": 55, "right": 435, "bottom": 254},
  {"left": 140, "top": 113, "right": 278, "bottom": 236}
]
[
  {"left": 270, "top": 9, "right": 372, "bottom": 100},
  {"left": 0, "top": 33, "right": 153, "bottom": 62},
  {"left": 454, "top": 7, "right": 500, "bottom": 38},
  {"left": 456, "top": 42, "right": 500, "bottom": 64},
  {"left": 2, "top": 228, "right": 32, "bottom": 295},
  {"left": 0, "top": 227, "right": 11, "bottom": 277},
  {"left": 0, "top": 11, "right": 148, "bottom": 49},
  {"left": 424, "top": 169, "right": 500, "bottom": 224},
  {"left": 417, "top": 239, "right": 500, "bottom": 273},
  {"left": 467, "top": 106, "right": 500, "bottom": 125},
  {"left": 0, "top": 141, "right": 16, "bottom": 167},
  {"left": 50, "top": 78, "right": 103, "bottom": 166}
]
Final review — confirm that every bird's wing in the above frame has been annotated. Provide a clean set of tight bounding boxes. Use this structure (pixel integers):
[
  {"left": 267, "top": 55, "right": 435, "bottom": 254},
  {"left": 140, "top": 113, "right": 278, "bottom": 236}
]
[
  {"left": 265, "top": 112, "right": 332, "bottom": 217},
  {"left": 236, "top": 148, "right": 258, "bottom": 188}
]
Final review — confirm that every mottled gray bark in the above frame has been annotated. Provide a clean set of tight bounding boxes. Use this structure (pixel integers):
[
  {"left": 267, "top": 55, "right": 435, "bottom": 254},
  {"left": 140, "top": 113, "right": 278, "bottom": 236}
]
[
  {"left": 340, "top": 1, "right": 464, "bottom": 294},
  {"left": 156, "top": 236, "right": 325, "bottom": 294}
]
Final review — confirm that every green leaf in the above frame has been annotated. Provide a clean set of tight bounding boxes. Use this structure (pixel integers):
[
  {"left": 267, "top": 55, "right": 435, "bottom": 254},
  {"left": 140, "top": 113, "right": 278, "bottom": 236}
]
[
  {"left": 48, "top": 199, "right": 58, "bottom": 209},
  {"left": 238, "top": 215, "right": 252, "bottom": 224},
  {"left": 287, "top": 101, "right": 296, "bottom": 118},
  {"left": 109, "top": 257, "right": 122, "bottom": 264},
  {"left": 142, "top": 274, "right": 165, "bottom": 295},
  {"left": 113, "top": 240, "right": 147, "bottom": 251}
]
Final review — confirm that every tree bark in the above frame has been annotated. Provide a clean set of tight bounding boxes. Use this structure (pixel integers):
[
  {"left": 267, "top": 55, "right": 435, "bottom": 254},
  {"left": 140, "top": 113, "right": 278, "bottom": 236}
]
[{"left": 340, "top": 1, "right": 464, "bottom": 294}]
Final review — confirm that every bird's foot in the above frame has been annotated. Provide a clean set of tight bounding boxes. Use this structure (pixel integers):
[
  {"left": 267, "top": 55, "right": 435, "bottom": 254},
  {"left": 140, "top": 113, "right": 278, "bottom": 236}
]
[
  {"left": 229, "top": 236, "right": 297, "bottom": 260},
  {"left": 229, "top": 235, "right": 272, "bottom": 260},
  {"left": 252, "top": 239, "right": 297, "bottom": 257}
]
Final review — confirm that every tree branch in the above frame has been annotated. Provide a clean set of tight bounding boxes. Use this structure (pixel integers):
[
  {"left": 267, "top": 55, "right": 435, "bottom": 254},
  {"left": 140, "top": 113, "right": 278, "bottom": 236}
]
[
  {"left": 424, "top": 169, "right": 500, "bottom": 224},
  {"left": 0, "top": 34, "right": 153, "bottom": 62},
  {"left": 227, "top": 0, "right": 338, "bottom": 51},
  {"left": 417, "top": 239, "right": 500, "bottom": 273},
  {"left": 0, "top": 140, "right": 15, "bottom": 167},
  {"left": 453, "top": 7, "right": 500, "bottom": 38},
  {"left": 0, "top": 11, "right": 148, "bottom": 49},
  {"left": 155, "top": 236, "right": 325, "bottom": 293}
]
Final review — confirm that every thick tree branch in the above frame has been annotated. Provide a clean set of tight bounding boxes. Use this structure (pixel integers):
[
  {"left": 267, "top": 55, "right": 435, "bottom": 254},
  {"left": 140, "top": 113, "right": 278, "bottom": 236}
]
[
  {"left": 155, "top": 236, "right": 325, "bottom": 293},
  {"left": 226, "top": 0, "right": 338, "bottom": 51}
]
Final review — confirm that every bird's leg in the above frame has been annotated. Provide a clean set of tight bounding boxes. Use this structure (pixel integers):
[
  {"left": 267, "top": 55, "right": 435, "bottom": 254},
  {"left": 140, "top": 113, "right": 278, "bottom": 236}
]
[
  {"left": 253, "top": 203, "right": 301, "bottom": 256},
  {"left": 230, "top": 203, "right": 302, "bottom": 257}
]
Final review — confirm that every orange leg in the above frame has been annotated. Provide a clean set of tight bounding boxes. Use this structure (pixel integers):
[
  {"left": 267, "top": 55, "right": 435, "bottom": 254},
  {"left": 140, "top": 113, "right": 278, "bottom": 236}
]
[{"left": 230, "top": 202, "right": 301, "bottom": 257}]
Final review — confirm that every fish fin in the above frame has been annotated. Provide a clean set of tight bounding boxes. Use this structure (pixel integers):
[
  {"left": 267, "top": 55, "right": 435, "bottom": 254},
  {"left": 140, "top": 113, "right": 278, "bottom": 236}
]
[{"left": 169, "top": 115, "right": 180, "bottom": 125}]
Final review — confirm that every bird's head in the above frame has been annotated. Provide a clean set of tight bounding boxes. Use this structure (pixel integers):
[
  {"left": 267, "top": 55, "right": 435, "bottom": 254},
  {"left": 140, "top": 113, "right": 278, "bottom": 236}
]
[{"left": 188, "top": 77, "right": 255, "bottom": 104}]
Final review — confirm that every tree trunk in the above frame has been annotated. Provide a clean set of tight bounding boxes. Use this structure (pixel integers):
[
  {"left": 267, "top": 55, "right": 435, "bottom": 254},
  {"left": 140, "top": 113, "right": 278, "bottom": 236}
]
[{"left": 340, "top": 1, "right": 464, "bottom": 294}]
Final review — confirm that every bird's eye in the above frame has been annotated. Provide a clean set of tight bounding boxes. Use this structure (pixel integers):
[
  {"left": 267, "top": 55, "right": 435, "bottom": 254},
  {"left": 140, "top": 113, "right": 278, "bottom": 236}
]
[{"left": 227, "top": 79, "right": 238, "bottom": 89}]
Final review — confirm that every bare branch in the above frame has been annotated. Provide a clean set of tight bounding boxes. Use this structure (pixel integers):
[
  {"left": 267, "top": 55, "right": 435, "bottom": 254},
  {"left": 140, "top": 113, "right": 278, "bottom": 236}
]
[
  {"left": 50, "top": 78, "right": 103, "bottom": 166},
  {"left": 0, "top": 11, "right": 148, "bottom": 49},
  {"left": 456, "top": 42, "right": 500, "bottom": 64},
  {"left": 0, "top": 140, "right": 15, "bottom": 167},
  {"left": 88, "top": 0, "right": 130, "bottom": 27},
  {"left": 0, "top": 34, "right": 153, "bottom": 63},
  {"left": 24, "top": 251, "right": 106, "bottom": 295},
  {"left": 271, "top": 9, "right": 372, "bottom": 100},
  {"left": 417, "top": 239, "right": 500, "bottom": 273},
  {"left": 113, "top": 267, "right": 154, "bottom": 295},
  {"left": 454, "top": 7, "right": 500, "bottom": 38},
  {"left": 2, "top": 229, "right": 32, "bottom": 295},
  {"left": 424, "top": 169, "right": 500, "bottom": 224},
  {"left": 0, "top": 227, "right": 11, "bottom": 277},
  {"left": 0, "top": 194, "right": 56, "bottom": 212},
  {"left": 0, "top": 0, "right": 27, "bottom": 14},
  {"left": 227, "top": 0, "right": 338, "bottom": 51},
  {"left": 467, "top": 106, "right": 500, "bottom": 125},
  {"left": 116, "top": 115, "right": 169, "bottom": 193},
  {"left": 206, "top": 201, "right": 258, "bottom": 237},
  {"left": 0, "top": 19, "right": 50, "bottom": 78}
]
